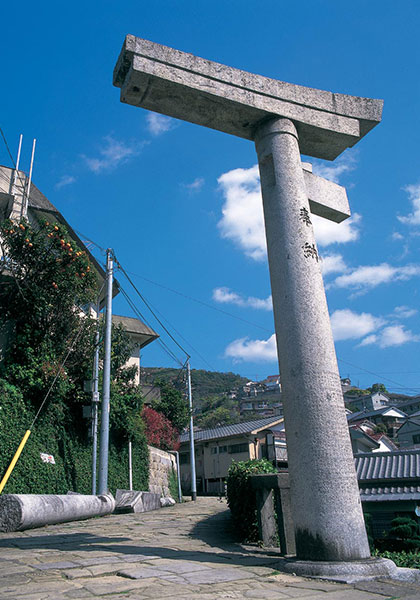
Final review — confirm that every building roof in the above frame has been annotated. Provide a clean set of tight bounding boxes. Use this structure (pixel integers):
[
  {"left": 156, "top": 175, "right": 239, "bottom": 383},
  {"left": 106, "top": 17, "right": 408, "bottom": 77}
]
[
  {"left": 347, "top": 406, "right": 407, "bottom": 422},
  {"left": 112, "top": 314, "right": 158, "bottom": 349},
  {"left": 396, "top": 397, "right": 420, "bottom": 409},
  {"left": 360, "top": 486, "right": 420, "bottom": 502},
  {"left": 355, "top": 449, "right": 420, "bottom": 502},
  {"left": 179, "top": 416, "right": 284, "bottom": 444},
  {"left": 355, "top": 449, "right": 420, "bottom": 482}
]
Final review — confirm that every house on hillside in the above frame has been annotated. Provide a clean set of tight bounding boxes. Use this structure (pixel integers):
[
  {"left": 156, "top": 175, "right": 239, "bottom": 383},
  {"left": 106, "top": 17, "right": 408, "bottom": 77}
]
[
  {"left": 0, "top": 164, "right": 159, "bottom": 380},
  {"left": 263, "top": 375, "right": 281, "bottom": 392},
  {"left": 355, "top": 449, "right": 420, "bottom": 537},
  {"left": 349, "top": 424, "right": 397, "bottom": 453},
  {"left": 395, "top": 397, "right": 420, "bottom": 416},
  {"left": 397, "top": 417, "right": 420, "bottom": 449},
  {"left": 347, "top": 406, "right": 407, "bottom": 440},
  {"left": 179, "top": 416, "right": 285, "bottom": 494},
  {"left": 345, "top": 391, "right": 390, "bottom": 412}
]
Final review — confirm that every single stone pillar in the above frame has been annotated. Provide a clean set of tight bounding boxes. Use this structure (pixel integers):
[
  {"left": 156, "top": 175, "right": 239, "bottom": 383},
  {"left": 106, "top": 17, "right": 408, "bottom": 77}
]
[{"left": 254, "top": 117, "right": 370, "bottom": 561}]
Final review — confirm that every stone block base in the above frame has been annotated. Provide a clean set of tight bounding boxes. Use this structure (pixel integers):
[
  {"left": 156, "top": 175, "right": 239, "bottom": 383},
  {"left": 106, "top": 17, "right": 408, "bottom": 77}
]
[
  {"left": 114, "top": 490, "right": 161, "bottom": 514},
  {"left": 281, "top": 557, "right": 398, "bottom": 583}
]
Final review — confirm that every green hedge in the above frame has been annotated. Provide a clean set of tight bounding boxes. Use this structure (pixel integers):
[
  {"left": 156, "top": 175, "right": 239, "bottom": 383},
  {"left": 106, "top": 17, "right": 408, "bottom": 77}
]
[
  {"left": 374, "top": 550, "right": 420, "bottom": 569},
  {"left": 0, "top": 379, "right": 149, "bottom": 495},
  {"left": 226, "top": 458, "right": 276, "bottom": 543}
]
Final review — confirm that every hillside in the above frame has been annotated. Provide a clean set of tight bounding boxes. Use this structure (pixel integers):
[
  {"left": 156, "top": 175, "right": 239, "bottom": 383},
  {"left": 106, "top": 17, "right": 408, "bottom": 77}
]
[{"left": 140, "top": 366, "right": 250, "bottom": 401}]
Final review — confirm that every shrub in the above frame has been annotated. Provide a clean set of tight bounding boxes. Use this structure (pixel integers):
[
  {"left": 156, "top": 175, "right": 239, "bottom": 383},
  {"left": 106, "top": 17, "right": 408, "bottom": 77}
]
[
  {"left": 226, "top": 458, "right": 276, "bottom": 543},
  {"left": 142, "top": 406, "right": 180, "bottom": 451},
  {"left": 0, "top": 378, "right": 149, "bottom": 494},
  {"left": 373, "top": 549, "right": 420, "bottom": 569}
]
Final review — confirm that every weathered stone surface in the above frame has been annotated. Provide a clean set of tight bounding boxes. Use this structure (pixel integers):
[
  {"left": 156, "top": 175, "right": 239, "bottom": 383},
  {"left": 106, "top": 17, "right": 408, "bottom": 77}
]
[
  {"left": 303, "top": 163, "right": 350, "bottom": 223},
  {"left": 115, "top": 489, "right": 161, "bottom": 513},
  {"left": 255, "top": 118, "right": 370, "bottom": 562},
  {"left": 114, "top": 35, "right": 383, "bottom": 160},
  {"left": 148, "top": 446, "right": 177, "bottom": 498},
  {"left": 0, "top": 493, "right": 115, "bottom": 532}
]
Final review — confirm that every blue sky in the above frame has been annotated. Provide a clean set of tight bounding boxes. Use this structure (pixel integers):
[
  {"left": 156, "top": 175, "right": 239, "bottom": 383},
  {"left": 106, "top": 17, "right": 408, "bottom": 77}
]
[{"left": 1, "top": 1, "right": 420, "bottom": 392}]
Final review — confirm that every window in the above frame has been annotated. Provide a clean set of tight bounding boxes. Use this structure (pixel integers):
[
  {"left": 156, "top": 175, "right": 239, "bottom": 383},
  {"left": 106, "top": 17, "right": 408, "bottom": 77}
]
[
  {"left": 219, "top": 446, "right": 227, "bottom": 453},
  {"left": 413, "top": 434, "right": 420, "bottom": 444},
  {"left": 229, "top": 443, "right": 249, "bottom": 454},
  {"left": 179, "top": 453, "right": 190, "bottom": 464},
  {"left": 210, "top": 447, "right": 218, "bottom": 455}
]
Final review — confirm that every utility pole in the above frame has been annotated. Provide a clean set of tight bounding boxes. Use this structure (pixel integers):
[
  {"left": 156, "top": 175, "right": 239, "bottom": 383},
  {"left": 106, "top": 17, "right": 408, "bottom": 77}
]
[
  {"left": 98, "top": 249, "right": 113, "bottom": 495},
  {"left": 186, "top": 359, "right": 197, "bottom": 501},
  {"left": 91, "top": 300, "right": 101, "bottom": 495}
]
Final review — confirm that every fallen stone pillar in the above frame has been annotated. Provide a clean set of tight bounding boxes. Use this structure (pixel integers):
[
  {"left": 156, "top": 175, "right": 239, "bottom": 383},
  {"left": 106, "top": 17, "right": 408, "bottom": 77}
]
[{"left": 0, "top": 493, "right": 115, "bottom": 532}]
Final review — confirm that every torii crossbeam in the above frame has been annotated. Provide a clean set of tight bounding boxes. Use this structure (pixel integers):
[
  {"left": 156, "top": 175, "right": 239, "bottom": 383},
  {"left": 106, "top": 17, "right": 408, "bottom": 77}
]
[{"left": 114, "top": 35, "right": 388, "bottom": 576}]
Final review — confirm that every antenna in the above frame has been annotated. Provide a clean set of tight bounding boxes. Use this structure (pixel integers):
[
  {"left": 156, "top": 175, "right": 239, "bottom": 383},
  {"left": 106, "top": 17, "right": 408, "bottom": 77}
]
[
  {"left": 9, "top": 134, "right": 23, "bottom": 197},
  {"left": 22, "top": 138, "right": 36, "bottom": 218}
]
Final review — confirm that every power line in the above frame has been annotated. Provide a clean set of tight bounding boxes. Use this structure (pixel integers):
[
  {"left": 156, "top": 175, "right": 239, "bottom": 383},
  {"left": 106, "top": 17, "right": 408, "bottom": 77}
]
[
  {"left": 29, "top": 322, "right": 86, "bottom": 429},
  {"left": 127, "top": 270, "right": 272, "bottom": 333},
  {"left": 114, "top": 255, "right": 191, "bottom": 360},
  {"left": 118, "top": 284, "right": 184, "bottom": 367},
  {"left": 337, "top": 357, "right": 420, "bottom": 395}
]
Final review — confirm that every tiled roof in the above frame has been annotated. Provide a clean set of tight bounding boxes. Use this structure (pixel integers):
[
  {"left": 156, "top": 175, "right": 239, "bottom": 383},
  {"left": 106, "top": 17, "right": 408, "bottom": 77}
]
[
  {"left": 179, "top": 416, "right": 283, "bottom": 444},
  {"left": 355, "top": 449, "right": 420, "bottom": 482},
  {"left": 360, "top": 486, "right": 420, "bottom": 502},
  {"left": 347, "top": 406, "right": 407, "bottom": 422}
]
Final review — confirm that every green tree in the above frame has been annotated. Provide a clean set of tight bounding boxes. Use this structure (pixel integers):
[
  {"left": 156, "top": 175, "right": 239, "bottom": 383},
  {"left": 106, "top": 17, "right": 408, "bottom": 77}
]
[
  {"left": 197, "top": 406, "right": 234, "bottom": 429},
  {"left": 0, "top": 218, "right": 97, "bottom": 416},
  {"left": 152, "top": 380, "right": 189, "bottom": 432},
  {"left": 368, "top": 383, "right": 388, "bottom": 394}
]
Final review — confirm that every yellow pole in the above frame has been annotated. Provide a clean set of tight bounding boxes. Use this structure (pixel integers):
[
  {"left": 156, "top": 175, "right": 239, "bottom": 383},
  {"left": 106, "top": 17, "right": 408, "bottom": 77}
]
[{"left": 0, "top": 430, "right": 31, "bottom": 494}]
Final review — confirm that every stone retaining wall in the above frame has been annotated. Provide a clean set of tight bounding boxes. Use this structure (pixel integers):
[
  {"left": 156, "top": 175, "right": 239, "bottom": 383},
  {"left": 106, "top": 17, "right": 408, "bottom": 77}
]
[{"left": 148, "top": 446, "right": 177, "bottom": 498}]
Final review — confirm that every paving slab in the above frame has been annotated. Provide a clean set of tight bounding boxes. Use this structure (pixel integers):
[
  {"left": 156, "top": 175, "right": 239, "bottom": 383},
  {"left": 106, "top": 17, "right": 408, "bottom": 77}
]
[{"left": 0, "top": 497, "right": 417, "bottom": 599}]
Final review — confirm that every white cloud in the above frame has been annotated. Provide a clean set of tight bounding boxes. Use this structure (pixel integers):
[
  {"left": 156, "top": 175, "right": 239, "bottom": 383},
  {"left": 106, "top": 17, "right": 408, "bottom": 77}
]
[
  {"left": 320, "top": 253, "right": 347, "bottom": 276},
  {"left": 391, "top": 232, "right": 404, "bottom": 241},
  {"left": 393, "top": 305, "right": 418, "bottom": 319},
  {"left": 398, "top": 183, "right": 420, "bottom": 225},
  {"left": 330, "top": 309, "right": 385, "bottom": 341},
  {"left": 82, "top": 136, "right": 139, "bottom": 173},
  {"left": 217, "top": 164, "right": 360, "bottom": 261},
  {"left": 311, "top": 151, "right": 357, "bottom": 184},
  {"left": 332, "top": 263, "right": 420, "bottom": 291},
  {"left": 213, "top": 287, "right": 272, "bottom": 310},
  {"left": 146, "top": 113, "right": 174, "bottom": 136},
  {"left": 217, "top": 165, "right": 265, "bottom": 261},
  {"left": 55, "top": 175, "right": 76, "bottom": 190},
  {"left": 224, "top": 334, "right": 277, "bottom": 362},
  {"left": 183, "top": 177, "right": 205, "bottom": 192},
  {"left": 312, "top": 213, "right": 361, "bottom": 246},
  {"left": 359, "top": 325, "right": 420, "bottom": 349}
]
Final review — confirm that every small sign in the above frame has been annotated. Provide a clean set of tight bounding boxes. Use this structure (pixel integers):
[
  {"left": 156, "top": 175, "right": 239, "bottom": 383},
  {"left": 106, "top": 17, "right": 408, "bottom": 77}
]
[
  {"left": 415, "top": 506, "right": 420, "bottom": 517},
  {"left": 40, "top": 453, "right": 55, "bottom": 464},
  {"left": 92, "top": 391, "right": 100, "bottom": 403}
]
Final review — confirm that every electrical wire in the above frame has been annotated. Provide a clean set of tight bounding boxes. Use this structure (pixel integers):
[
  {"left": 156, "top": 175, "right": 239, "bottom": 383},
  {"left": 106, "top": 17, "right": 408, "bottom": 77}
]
[
  {"left": 29, "top": 322, "right": 86, "bottom": 429},
  {"left": 337, "top": 357, "right": 420, "bottom": 395},
  {"left": 114, "top": 254, "right": 191, "bottom": 359},
  {"left": 118, "top": 284, "right": 184, "bottom": 367},
  {"left": 70, "top": 231, "right": 420, "bottom": 392}
]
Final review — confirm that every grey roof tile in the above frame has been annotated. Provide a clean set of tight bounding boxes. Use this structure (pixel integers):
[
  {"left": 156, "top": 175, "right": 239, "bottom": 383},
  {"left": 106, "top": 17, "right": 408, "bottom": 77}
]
[
  {"left": 355, "top": 449, "right": 420, "bottom": 481},
  {"left": 180, "top": 416, "right": 283, "bottom": 444}
]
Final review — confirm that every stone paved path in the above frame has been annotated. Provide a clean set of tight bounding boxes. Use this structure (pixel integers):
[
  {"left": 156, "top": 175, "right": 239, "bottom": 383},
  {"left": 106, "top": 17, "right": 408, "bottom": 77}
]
[{"left": 0, "top": 497, "right": 419, "bottom": 599}]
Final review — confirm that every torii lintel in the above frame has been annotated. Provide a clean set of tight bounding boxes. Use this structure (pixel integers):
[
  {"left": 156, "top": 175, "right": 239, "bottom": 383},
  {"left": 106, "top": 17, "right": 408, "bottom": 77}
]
[{"left": 113, "top": 35, "right": 383, "bottom": 162}]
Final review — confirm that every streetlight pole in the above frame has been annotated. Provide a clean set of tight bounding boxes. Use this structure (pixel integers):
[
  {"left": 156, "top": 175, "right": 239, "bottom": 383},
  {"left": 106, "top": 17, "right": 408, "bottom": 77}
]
[
  {"left": 187, "top": 359, "right": 197, "bottom": 501},
  {"left": 91, "top": 300, "right": 101, "bottom": 495},
  {"left": 98, "top": 249, "right": 113, "bottom": 495}
]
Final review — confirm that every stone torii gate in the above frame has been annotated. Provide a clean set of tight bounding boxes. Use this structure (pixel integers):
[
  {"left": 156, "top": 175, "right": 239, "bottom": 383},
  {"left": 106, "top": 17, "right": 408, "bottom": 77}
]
[{"left": 113, "top": 36, "right": 391, "bottom": 576}]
